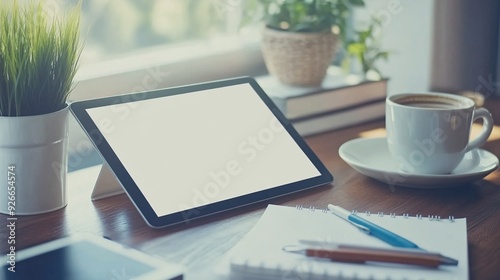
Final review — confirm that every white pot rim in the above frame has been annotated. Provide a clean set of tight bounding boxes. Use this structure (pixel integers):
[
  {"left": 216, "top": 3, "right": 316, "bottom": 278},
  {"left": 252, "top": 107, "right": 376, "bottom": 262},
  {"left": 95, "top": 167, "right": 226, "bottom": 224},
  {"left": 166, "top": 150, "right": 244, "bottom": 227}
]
[
  {"left": 0, "top": 104, "right": 69, "bottom": 147},
  {"left": 0, "top": 103, "right": 69, "bottom": 120}
]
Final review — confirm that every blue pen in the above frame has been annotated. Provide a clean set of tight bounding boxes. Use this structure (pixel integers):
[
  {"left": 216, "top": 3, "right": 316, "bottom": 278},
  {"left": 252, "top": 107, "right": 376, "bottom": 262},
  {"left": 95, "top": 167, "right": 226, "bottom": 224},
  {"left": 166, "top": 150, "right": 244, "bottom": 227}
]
[{"left": 327, "top": 204, "right": 421, "bottom": 249}]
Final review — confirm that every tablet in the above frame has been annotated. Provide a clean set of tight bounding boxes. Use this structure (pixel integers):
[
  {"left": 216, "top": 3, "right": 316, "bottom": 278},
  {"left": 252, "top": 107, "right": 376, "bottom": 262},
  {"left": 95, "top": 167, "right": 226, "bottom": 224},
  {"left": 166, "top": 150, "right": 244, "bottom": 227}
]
[
  {"left": 1, "top": 234, "right": 184, "bottom": 279},
  {"left": 70, "top": 77, "right": 333, "bottom": 228}
]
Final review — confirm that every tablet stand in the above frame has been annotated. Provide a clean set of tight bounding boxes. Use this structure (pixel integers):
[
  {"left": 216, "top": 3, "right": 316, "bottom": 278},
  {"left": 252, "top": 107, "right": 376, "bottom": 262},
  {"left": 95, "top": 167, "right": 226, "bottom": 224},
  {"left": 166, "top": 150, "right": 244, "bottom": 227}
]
[{"left": 91, "top": 163, "right": 125, "bottom": 201}]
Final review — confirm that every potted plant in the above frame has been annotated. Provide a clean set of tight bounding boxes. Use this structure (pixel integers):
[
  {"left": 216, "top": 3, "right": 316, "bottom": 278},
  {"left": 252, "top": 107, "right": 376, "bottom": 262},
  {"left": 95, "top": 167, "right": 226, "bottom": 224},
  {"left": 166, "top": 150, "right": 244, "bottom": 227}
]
[
  {"left": 0, "top": 1, "right": 82, "bottom": 215},
  {"left": 256, "top": 0, "right": 365, "bottom": 86},
  {"left": 342, "top": 16, "right": 390, "bottom": 80}
]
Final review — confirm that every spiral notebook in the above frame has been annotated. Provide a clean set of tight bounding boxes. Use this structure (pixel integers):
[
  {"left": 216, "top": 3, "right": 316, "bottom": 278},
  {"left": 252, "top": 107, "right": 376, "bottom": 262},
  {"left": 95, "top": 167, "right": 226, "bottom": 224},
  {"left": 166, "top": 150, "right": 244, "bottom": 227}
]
[{"left": 217, "top": 204, "right": 468, "bottom": 280}]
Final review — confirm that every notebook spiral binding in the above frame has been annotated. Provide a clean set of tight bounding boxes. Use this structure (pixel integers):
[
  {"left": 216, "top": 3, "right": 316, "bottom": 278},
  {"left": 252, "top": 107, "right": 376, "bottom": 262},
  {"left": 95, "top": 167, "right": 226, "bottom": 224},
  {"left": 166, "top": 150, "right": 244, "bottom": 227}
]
[{"left": 295, "top": 205, "right": 455, "bottom": 222}]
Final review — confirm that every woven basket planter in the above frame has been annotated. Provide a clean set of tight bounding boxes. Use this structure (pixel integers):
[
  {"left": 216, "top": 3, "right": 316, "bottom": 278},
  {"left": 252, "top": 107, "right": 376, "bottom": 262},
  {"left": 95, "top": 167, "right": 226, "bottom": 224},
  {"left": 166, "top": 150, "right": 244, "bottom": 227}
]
[{"left": 261, "top": 27, "right": 339, "bottom": 86}]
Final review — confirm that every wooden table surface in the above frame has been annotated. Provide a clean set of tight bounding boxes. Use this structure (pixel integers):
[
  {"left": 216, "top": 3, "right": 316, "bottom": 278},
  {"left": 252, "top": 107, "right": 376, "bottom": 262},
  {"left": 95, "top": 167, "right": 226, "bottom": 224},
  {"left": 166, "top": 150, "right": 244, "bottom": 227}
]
[{"left": 2, "top": 99, "right": 500, "bottom": 279}]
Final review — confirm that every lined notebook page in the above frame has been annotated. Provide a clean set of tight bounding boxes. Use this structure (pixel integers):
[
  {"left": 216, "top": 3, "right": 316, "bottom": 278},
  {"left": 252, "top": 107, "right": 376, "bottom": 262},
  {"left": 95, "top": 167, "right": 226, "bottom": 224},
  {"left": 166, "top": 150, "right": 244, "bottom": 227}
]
[{"left": 219, "top": 204, "right": 468, "bottom": 280}]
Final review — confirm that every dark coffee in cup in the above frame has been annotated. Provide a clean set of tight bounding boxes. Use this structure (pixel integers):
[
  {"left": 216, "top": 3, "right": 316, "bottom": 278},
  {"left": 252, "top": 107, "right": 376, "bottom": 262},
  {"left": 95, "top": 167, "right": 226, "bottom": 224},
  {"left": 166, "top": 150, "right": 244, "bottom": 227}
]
[
  {"left": 392, "top": 95, "right": 466, "bottom": 109},
  {"left": 386, "top": 92, "right": 493, "bottom": 174}
]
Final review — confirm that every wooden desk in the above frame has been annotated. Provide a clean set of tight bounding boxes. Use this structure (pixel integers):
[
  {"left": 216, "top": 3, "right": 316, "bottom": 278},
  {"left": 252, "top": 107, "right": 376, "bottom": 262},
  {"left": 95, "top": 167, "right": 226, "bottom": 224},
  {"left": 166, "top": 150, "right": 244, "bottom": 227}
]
[{"left": 2, "top": 99, "right": 500, "bottom": 279}]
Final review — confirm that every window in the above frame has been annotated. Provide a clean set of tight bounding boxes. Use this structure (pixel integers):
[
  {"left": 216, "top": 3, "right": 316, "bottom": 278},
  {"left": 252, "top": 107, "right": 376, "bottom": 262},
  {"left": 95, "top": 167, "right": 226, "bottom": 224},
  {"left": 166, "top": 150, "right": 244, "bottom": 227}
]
[
  {"left": 62, "top": 0, "right": 265, "bottom": 101},
  {"left": 73, "top": 0, "right": 256, "bottom": 65}
]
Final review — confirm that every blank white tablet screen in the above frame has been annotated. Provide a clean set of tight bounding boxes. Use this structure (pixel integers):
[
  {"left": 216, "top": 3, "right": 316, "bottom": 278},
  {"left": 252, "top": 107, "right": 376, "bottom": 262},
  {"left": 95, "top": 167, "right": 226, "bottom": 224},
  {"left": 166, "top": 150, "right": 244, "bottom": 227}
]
[{"left": 86, "top": 83, "right": 321, "bottom": 217}]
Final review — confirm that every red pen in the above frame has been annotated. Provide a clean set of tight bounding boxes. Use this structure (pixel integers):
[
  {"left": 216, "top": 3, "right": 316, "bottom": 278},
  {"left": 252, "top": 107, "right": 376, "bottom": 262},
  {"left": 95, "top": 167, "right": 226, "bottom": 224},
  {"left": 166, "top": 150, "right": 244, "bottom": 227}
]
[{"left": 283, "top": 243, "right": 458, "bottom": 268}]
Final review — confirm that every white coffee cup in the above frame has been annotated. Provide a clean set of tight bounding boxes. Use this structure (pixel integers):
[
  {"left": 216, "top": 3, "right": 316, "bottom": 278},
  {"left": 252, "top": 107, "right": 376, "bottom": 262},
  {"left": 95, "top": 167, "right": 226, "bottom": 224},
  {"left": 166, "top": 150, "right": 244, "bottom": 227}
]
[{"left": 386, "top": 92, "right": 494, "bottom": 174}]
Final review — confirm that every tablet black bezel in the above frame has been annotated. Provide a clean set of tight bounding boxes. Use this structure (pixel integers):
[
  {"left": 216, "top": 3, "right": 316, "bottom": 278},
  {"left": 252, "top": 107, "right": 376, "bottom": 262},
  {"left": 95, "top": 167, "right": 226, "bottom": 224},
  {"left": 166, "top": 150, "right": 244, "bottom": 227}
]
[{"left": 70, "top": 77, "right": 333, "bottom": 228}]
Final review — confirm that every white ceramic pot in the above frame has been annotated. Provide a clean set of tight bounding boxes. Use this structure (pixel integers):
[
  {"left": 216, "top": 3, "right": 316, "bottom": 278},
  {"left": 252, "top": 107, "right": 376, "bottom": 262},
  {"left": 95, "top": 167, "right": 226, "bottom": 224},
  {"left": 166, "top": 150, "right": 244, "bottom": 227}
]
[{"left": 0, "top": 106, "right": 69, "bottom": 215}]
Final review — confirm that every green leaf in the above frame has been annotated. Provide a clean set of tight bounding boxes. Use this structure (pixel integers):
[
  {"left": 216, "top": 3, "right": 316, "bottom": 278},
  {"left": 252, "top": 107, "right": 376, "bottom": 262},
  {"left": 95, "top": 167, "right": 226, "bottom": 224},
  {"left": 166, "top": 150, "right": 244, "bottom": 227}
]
[
  {"left": 373, "top": 51, "right": 390, "bottom": 61},
  {"left": 347, "top": 43, "right": 366, "bottom": 55},
  {"left": 348, "top": 0, "right": 366, "bottom": 7},
  {"left": 358, "top": 30, "right": 371, "bottom": 42}
]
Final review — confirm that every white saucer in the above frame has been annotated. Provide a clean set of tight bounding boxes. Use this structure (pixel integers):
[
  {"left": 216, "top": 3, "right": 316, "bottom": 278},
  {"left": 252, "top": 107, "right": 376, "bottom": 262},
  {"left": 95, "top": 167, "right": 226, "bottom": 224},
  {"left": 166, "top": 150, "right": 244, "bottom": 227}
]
[{"left": 338, "top": 137, "right": 499, "bottom": 188}]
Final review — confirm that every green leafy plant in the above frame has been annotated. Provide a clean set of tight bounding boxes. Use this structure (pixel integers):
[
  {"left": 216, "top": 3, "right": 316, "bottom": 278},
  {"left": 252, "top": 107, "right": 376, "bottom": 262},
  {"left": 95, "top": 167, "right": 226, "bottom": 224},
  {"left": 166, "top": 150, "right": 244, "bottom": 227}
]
[
  {"left": 0, "top": 0, "right": 82, "bottom": 116},
  {"left": 256, "top": 0, "right": 364, "bottom": 41},
  {"left": 343, "top": 16, "right": 390, "bottom": 77}
]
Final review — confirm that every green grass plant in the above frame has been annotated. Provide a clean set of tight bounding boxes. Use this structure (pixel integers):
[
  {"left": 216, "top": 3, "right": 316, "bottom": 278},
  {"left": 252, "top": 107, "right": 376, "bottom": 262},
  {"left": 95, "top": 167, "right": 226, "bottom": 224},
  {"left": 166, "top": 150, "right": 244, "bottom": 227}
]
[{"left": 0, "top": 0, "right": 82, "bottom": 116}]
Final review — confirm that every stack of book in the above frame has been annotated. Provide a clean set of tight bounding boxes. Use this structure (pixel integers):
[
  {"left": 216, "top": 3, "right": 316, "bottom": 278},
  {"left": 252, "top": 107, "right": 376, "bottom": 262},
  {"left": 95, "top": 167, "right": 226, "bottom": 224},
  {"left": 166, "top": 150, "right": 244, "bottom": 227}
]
[{"left": 256, "top": 69, "right": 388, "bottom": 136}]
